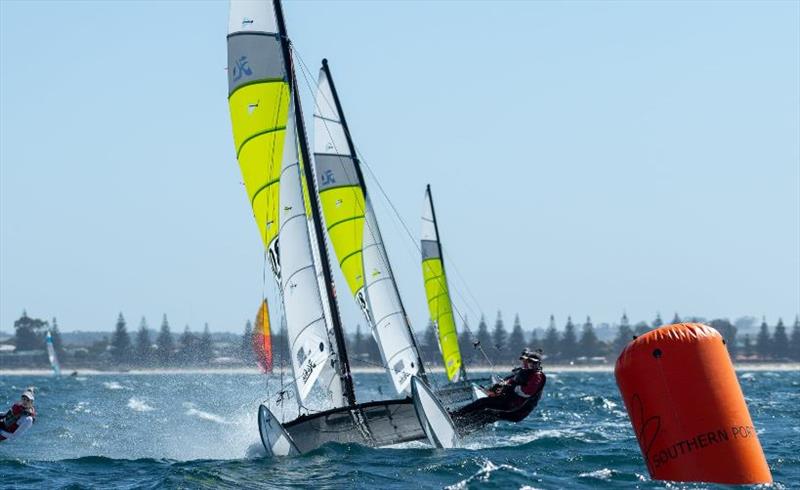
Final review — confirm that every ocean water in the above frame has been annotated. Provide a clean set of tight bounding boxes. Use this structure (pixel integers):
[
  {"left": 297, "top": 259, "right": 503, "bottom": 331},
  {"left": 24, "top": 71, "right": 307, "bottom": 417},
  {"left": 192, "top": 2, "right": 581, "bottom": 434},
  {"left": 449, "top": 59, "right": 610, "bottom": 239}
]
[{"left": 0, "top": 370, "right": 797, "bottom": 489}]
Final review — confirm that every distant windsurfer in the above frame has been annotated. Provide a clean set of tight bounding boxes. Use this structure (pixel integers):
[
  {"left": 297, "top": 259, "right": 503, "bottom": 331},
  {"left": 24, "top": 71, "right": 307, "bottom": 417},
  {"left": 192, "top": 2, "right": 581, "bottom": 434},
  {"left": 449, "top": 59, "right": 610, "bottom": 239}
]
[
  {"left": 451, "top": 350, "right": 546, "bottom": 432},
  {"left": 0, "top": 389, "right": 36, "bottom": 442}
]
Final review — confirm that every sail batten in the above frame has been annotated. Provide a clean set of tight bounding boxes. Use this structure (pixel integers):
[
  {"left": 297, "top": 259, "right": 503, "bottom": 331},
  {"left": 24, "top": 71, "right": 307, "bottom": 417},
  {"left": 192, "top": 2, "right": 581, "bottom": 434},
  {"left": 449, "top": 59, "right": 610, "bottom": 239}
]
[
  {"left": 422, "top": 185, "right": 464, "bottom": 382},
  {"left": 313, "top": 61, "right": 423, "bottom": 394}
]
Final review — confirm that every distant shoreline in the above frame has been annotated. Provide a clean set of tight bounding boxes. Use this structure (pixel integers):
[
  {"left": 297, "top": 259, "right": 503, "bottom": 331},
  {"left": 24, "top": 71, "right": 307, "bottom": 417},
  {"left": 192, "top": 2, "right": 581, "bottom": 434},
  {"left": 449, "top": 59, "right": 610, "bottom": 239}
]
[{"left": 2, "top": 363, "right": 798, "bottom": 376}]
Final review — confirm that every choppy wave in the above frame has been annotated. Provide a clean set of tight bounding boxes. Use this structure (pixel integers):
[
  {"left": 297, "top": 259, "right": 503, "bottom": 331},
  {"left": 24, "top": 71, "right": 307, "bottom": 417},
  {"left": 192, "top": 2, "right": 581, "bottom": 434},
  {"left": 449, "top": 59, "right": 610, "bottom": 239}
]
[
  {"left": 183, "top": 402, "right": 231, "bottom": 425},
  {"left": 127, "top": 397, "right": 155, "bottom": 412},
  {"left": 102, "top": 381, "right": 126, "bottom": 390},
  {"left": 0, "top": 370, "right": 796, "bottom": 489}
]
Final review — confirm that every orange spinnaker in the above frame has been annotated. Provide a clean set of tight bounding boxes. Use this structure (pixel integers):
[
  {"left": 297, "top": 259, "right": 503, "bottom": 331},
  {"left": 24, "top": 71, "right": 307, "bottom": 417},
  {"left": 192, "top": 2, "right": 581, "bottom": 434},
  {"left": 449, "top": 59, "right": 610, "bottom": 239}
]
[
  {"left": 615, "top": 323, "right": 771, "bottom": 484},
  {"left": 252, "top": 299, "right": 273, "bottom": 373}
]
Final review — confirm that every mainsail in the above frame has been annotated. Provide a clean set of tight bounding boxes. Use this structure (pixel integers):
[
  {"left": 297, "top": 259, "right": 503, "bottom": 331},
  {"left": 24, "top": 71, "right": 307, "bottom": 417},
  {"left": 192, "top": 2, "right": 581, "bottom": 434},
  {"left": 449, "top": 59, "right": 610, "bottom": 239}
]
[
  {"left": 421, "top": 185, "right": 464, "bottom": 382},
  {"left": 227, "top": 0, "right": 349, "bottom": 408},
  {"left": 252, "top": 300, "right": 273, "bottom": 373},
  {"left": 46, "top": 330, "right": 61, "bottom": 376},
  {"left": 313, "top": 60, "right": 423, "bottom": 394}
]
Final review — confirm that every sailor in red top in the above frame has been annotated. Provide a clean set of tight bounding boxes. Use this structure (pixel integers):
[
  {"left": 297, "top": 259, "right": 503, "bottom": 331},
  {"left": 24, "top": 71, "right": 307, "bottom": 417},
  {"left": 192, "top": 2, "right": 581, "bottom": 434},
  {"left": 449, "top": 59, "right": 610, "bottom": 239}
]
[
  {"left": 0, "top": 389, "right": 36, "bottom": 442},
  {"left": 451, "top": 350, "right": 546, "bottom": 433}
]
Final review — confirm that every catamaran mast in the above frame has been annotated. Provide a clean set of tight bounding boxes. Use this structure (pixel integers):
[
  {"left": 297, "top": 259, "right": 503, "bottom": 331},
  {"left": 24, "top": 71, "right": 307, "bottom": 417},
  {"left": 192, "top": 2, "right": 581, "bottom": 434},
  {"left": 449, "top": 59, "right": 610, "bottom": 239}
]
[
  {"left": 320, "top": 59, "right": 427, "bottom": 379},
  {"left": 273, "top": 0, "right": 356, "bottom": 407},
  {"left": 426, "top": 184, "right": 467, "bottom": 380}
]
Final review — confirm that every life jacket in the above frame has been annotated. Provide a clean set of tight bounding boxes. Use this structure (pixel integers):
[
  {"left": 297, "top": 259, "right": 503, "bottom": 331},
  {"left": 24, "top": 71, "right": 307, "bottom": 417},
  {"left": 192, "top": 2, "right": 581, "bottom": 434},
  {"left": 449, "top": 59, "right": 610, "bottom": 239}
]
[
  {"left": 1, "top": 404, "right": 36, "bottom": 433},
  {"left": 513, "top": 369, "right": 545, "bottom": 398}
]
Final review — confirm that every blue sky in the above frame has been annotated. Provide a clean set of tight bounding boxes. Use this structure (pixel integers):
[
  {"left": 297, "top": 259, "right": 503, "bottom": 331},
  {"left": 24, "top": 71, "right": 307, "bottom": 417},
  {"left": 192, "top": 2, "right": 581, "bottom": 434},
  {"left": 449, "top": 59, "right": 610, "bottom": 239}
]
[{"left": 1, "top": 1, "right": 798, "bottom": 334}]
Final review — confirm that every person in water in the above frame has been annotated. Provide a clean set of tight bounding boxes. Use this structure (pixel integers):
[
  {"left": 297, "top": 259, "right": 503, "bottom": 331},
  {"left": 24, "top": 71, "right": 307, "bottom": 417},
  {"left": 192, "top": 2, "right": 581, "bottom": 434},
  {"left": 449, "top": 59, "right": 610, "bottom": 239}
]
[
  {"left": 0, "top": 389, "right": 36, "bottom": 442},
  {"left": 451, "top": 349, "right": 546, "bottom": 433}
]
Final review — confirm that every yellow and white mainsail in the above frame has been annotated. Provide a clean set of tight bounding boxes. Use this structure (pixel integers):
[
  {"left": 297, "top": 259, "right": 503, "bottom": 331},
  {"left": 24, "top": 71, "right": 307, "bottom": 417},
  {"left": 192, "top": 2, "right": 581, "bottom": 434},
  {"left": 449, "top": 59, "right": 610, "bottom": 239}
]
[
  {"left": 227, "top": 1, "right": 346, "bottom": 407},
  {"left": 313, "top": 61, "right": 423, "bottom": 394},
  {"left": 422, "top": 185, "right": 464, "bottom": 381}
]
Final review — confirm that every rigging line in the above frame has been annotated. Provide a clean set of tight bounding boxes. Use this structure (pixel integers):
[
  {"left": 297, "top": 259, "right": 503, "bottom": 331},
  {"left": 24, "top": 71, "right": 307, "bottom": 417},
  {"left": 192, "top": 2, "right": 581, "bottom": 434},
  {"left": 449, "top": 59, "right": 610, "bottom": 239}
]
[{"left": 292, "top": 47, "right": 497, "bottom": 372}]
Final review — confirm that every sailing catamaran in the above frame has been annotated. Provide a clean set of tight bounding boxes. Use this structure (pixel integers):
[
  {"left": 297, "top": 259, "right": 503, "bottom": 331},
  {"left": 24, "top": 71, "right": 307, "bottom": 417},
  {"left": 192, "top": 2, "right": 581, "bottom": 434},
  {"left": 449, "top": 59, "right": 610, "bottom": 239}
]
[{"left": 226, "top": 0, "right": 450, "bottom": 456}]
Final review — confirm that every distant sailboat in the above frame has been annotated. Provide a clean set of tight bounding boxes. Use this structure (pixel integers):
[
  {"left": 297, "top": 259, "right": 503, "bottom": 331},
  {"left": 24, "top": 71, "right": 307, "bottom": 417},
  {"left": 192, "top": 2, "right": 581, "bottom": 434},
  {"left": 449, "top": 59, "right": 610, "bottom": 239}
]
[
  {"left": 422, "top": 185, "right": 464, "bottom": 381},
  {"left": 421, "top": 185, "right": 492, "bottom": 406},
  {"left": 226, "top": 0, "right": 434, "bottom": 456},
  {"left": 46, "top": 330, "right": 60, "bottom": 376},
  {"left": 251, "top": 300, "right": 273, "bottom": 373}
]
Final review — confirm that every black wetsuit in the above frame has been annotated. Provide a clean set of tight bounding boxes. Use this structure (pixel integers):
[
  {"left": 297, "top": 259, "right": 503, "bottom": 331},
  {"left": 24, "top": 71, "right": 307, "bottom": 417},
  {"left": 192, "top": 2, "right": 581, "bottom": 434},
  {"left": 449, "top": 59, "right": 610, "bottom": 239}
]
[{"left": 451, "top": 368, "right": 546, "bottom": 434}]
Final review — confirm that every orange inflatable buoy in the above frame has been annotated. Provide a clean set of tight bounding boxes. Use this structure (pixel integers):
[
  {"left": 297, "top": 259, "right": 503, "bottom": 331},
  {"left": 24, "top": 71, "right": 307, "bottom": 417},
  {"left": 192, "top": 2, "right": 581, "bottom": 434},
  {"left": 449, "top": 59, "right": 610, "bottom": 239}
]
[{"left": 615, "top": 323, "right": 771, "bottom": 484}]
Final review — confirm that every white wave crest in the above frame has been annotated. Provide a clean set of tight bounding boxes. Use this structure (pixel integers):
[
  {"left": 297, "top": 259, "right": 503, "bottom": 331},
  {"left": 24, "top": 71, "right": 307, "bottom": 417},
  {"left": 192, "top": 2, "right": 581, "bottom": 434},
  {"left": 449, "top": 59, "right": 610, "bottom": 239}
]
[
  {"left": 445, "top": 458, "right": 531, "bottom": 489},
  {"left": 103, "top": 381, "right": 125, "bottom": 390},
  {"left": 183, "top": 403, "right": 231, "bottom": 425},
  {"left": 127, "top": 398, "right": 155, "bottom": 412},
  {"left": 579, "top": 468, "right": 615, "bottom": 480}
]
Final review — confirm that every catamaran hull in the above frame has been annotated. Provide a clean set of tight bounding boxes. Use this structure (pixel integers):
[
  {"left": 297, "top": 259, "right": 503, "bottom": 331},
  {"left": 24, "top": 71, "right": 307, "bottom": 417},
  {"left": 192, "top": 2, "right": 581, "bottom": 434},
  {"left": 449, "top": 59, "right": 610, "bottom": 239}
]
[
  {"left": 412, "top": 376, "right": 460, "bottom": 449},
  {"left": 258, "top": 404, "right": 301, "bottom": 457},
  {"left": 259, "top": 398, "right": 426, "bottom": 456}
]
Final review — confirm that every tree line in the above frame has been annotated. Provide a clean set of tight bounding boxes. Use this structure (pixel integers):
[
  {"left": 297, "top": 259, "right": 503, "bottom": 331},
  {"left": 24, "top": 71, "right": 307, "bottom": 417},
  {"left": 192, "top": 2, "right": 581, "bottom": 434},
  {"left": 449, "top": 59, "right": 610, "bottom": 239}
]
[
  {"left": 8, "top": 310, "right": 800, "bottom": 369},
  {"left": 9, "top": 311, "right": 216, "bottom": 367}
]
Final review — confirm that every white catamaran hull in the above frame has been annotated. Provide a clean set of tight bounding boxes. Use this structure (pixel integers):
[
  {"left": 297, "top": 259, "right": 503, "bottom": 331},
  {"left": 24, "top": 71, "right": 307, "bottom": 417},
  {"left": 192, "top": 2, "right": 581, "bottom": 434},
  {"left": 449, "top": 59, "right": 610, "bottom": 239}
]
[
  {"left": 258, "top": 405, "right": 301, "bottom": 457},
  {"left": 411, "top": 376, "right": 460, "bottom": 449},
  {"left": 258, "top": 399, "right": 426, "bottom": 456}
]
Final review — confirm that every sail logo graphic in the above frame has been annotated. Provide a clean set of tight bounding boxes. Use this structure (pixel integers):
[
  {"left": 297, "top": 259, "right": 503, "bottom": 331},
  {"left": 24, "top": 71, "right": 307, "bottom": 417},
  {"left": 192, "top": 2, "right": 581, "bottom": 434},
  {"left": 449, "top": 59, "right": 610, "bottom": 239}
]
[
  {"left": 301, "top": 358, "right": 317, "bottom": 383},
  {"left": 268, "top": 238, "right": 281, "bottom": 284},
  {"left": 321, "top": 169, "right": 336, "bottom": 186},
  {"left": 232, "top": 56, "right": 252, "bottom": 82},
  {"left": 356, "top": 289, "right": 372, "bottom": 323}
]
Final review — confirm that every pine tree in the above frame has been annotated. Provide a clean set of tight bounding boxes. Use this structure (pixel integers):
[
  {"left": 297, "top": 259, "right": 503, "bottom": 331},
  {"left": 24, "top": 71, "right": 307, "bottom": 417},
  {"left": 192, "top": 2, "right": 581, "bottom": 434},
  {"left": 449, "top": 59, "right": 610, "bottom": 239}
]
[
  {"left": 529, "top": 328, "right": 540, "bottom": 350},
  {"left": 790, "top": 316, "right": 800, "bottom": 362},
  {"left": 179, "top": 325, "right": 197, "bottom": 364},
  {"left": 50, "top": 317, "right": 65, "bottom": 358},
  {"left": 13, "top": 310, "right": 47, "bottom": 351},
  {"left": 353, "top": 324, "right": 365, "bottom": 358},
  {"left": 475, "top": 315, "right": 491, "bottom": 364},
  {"left": 755, "top": 317, "right": 770, "bottom": 360},
  {"left": 672, "top": 312, "right": 681, "bottom": 324},
  {"left": 156, "top": 314, "right": 174, "bottom": 366},
  {"left": 652, "top": 313, "right": 663, "bottom": 329},
  {"left": 423, "top": 319, "right": 439, "bottom": 363},
  {"left": 771, "top": 318, "right": 789, "bottom": 360},
  {"left": 742, "top": 334, "right": 753, "bottom": 358},
  {"left": 613, "top": 313, "right": 634, "bottom": 355},
  {"left": 543, "top": 315, "right": 560, "bottom": 359},
  {"left": 560, "top": 316, "right": 578, "bottom": 360},
  {"left": 709, "top": 319, "right": 737, "bottom": 358},
  {"left": 241, "top": 320, "right": 253, "bottom": 363},
  {"left": 135, "top": 317, "right": 152, "bottom": 366},
  {"left": 198, "top": 323, "right": 213, "bottom": 364},
  {"left": 458, "top": 317, "right": 474, "bottom": 364},
  {"left": 507, "top": 314, "right": 526, "bottom": 358},
  {"left": 491, "top": 311, "right": 508, "bottom": 361},
  {"left": 633, "top": 321, "right": 650, "bottom": 337},
  {"left": 579, "top": 316, "right": 600, "bottom": 357},
  {"left": 110, "top": 313, "right": 132, "bottom": 365}
]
